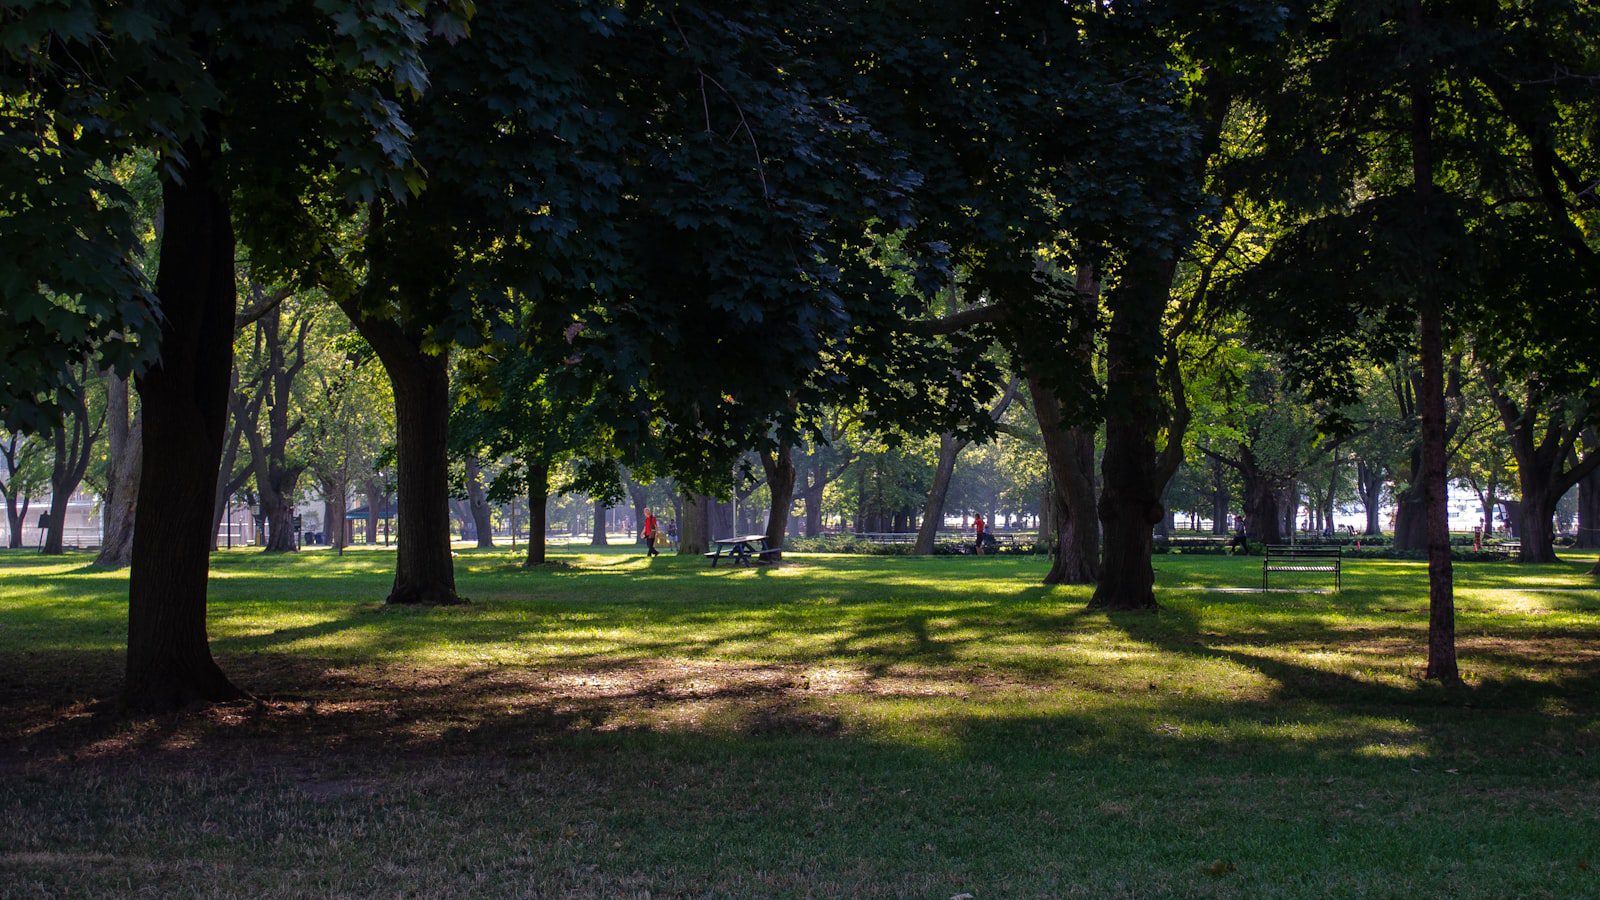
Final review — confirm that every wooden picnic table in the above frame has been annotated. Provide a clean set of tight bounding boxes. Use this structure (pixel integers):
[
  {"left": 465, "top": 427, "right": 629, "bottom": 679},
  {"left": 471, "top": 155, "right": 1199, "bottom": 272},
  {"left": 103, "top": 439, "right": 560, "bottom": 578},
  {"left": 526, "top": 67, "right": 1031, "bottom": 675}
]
[{"left": 705, "top": 534, "right": 779, "bottom": 568}]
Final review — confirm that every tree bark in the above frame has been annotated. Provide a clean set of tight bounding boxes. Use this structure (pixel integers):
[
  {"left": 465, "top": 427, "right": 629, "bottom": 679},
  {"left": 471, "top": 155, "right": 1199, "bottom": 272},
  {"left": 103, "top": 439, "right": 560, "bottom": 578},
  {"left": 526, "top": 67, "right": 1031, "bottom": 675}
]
[
  {"left": 1030, "top": 374, "right": 1100, "bottom": 583},
  {"left": 1408, "top": 0, "right": 1458, "bottom": 682},
  {"left": 913, "top": 435, "right": 964, "bottom": 555},
  {"left": 1211, "top": 457, "right": 1230, "bottom": 534},
  {"left": 238, "top": 293, "right": 309, "bottom": 553},
  {"left": 1578, "top": 467, "right": 1600, "bottom": 550},
  {"left": 1244, "top": 473, "right": 1282, "bottom": 545},
  {"left": 1518, "top": 491, "right": 1558, "bottom": 564},
  {"left": 761, "top": 445, "right": 797, "bottom": 556},
  {"left": 385, "top": 350, "right": 460, "bottom": 602},
  {"left": 96, "top": 373, "right": 141, "bottom": 566},
  {"left": 338, "top": 305, "right": 461, "bottom": 603},
  {"left": 44, "top": 366, "right": 97, "bottom": 555},
  {"left": 1392, "top": 469, "right": 1428, "bottom": 550},
  {"left": 321, "top": 477, "right": 348, "bottom": 551},
  {"left": 1355, "top": 459, "right": 1385, "bottom": 536},
  {"left": 464, "top": 455, "right": 495, "bottom": 548},
  {"left": 590, "top": 495, "right": 609, "bottom": 546},
  {"left": 124, "top": 136, "right": 245, "bottom": 709},
  {"left": 803, "top": 480, "right": 824, "bottom": 537},
  {"left": 364, "top": 478, "right": 383, "bottom": 544},
  {"left": 524, "top": 461, "right": 549, "bottom": 566},
  {"left": 678, "top": 492, "right": 710, "bottom": 555},
  {"left": 1091, "top": 251, "right": 1174, "bottom": 610},
  {"left": 0, "top": 433, "right": 32, "bottom": 549}
]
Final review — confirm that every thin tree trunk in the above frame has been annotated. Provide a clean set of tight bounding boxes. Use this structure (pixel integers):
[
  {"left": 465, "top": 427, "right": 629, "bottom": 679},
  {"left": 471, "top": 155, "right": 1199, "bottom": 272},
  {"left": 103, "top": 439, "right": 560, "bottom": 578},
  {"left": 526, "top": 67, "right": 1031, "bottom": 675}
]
[
  {"left": 1408, "top": 1, "right": 1458, "bottom": 681},
  {"left": 590, "top": 495, "right": 609, "bottom": 546},
  {"left": 364, "top": 478, "right": 382, "bottom": 544},
  {"left": 1356, "top": 460, "right": 1385, "bottom": 536},
  {"left": 96, "top": 374, "right": 141, "bottom": 566},
  {"left": 465, "top": 455, "right": 495, "bottom": 548},
  {"left": 913, "top": 435, "right": 964, "bottom": 555},
  {"left": 1578, "top": 467, "right": 1600, "bottom": 549},
  {"left": 524, "top": 461, "right": 549, "bottom": 566},
  {"left": 125, "top": 136, "right": 244, "bottom": 709}
]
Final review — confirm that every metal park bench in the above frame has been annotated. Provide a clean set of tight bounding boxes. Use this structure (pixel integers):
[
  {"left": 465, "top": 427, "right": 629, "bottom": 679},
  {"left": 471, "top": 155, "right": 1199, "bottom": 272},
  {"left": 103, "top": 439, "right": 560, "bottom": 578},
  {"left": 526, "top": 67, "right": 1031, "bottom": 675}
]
[{"left": 1263, "top": 545, "right": 1341, "bottom": 590}]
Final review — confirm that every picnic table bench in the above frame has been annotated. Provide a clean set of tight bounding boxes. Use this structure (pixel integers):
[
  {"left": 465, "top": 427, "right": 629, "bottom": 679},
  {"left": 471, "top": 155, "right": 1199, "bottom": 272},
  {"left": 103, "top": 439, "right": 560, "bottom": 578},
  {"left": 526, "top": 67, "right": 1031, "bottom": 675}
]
[
  {"left": 705, "top": 534, "right": 781, "bottom": 568},
  {"left": 1263, "top": 545, "right": 1341, "bottom": 590}
]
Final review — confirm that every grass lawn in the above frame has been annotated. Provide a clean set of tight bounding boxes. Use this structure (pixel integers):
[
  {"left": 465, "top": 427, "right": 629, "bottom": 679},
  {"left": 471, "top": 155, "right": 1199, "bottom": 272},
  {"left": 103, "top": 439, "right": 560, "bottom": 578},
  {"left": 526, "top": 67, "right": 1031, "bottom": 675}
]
[{"left": 2, "top": 545, "right": 1598, "bottom": 897}]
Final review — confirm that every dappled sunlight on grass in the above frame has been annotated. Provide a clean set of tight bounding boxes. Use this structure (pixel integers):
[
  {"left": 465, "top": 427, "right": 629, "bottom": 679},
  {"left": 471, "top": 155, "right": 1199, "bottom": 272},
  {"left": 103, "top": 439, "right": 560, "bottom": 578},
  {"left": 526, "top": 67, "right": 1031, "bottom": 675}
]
[{"left": 3, "top": 547, "right": 1598, "bottom": 766}]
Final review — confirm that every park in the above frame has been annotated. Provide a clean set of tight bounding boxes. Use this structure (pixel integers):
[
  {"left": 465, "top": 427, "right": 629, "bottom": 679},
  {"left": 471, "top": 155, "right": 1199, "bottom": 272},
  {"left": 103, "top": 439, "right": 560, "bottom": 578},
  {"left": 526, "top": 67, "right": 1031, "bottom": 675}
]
[{"left": 4, "top": 1, "right": 1600, "bottom": 897}]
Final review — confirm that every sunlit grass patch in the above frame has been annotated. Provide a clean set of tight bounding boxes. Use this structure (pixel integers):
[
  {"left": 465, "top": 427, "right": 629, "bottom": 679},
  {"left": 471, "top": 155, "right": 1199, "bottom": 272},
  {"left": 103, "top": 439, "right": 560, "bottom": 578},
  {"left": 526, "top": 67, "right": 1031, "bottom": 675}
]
[{"left": 1, "top": 546, "right": 1598, "bottom": 896}]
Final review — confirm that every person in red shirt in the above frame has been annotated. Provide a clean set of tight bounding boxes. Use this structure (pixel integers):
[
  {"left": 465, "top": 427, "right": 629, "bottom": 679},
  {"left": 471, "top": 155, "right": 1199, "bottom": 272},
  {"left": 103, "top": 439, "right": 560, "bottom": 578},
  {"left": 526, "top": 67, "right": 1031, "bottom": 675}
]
[
  {"left": 644, "top": 510, "right": 660, "bottom": 557},
  {"left": 973, "top": 513, "right": 986, "bottom": 555}
]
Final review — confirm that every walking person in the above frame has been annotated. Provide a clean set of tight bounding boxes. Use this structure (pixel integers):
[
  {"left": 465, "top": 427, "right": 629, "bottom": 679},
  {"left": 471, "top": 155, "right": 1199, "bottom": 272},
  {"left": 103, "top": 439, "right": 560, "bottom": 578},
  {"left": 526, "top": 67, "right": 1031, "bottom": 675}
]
[
  {"left": 644, "top": 509, "right": 660, "bottom": 557},
  {"left": 973, "top": 513, "right": 986, "bottom": 555}
]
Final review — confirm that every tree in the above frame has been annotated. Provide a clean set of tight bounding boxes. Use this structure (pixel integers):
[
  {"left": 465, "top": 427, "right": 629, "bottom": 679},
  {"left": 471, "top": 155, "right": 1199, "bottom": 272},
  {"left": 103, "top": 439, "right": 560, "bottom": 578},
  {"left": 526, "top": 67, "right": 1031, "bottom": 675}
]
[
  {"left": 236, "top": 286, "right": 314, "bottom": 553},
  {"left": 912, "top": 375, "right": 1018, "bottom": 555},
  {"left": 38, "top": 360, "right": 103, "bottom": 554},
  {"left": 0, "top": 431, "right": 48, "bottom": 549},
  {"left": 4, "top": 0, "right": 461, "bottom": 707},
  {"left": 95, "top": 372, "right": 142, "bottom": 565}
]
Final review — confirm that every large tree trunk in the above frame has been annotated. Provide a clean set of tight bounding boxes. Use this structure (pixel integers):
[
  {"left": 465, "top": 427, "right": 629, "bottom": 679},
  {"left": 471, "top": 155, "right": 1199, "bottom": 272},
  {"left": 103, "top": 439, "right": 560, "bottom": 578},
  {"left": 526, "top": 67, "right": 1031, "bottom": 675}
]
[
  {"left": 322, "top": 477, "right": 348, "bottom": 552},
  {"left": 913, "top": 435, "right": 964, "bottom": 555},
  {"left": 1517, "top": 489, "right": 1558, "bottom": 563},
  {"left": 761, "top": 445, "right": 797, "bottom": 556},
  {"left": 96, "top": 374, "right": 141, "bottom": 566},
  {"left": 1030, "top": 375, "right": 1100, "bottom": 584},
  {"left": 1091, "top": 252, "right": 1172, "bottom": 611},
  {"left": 1392, "top": 474, "right": 1428, "bottom": 550},
  {"left": 1244, "top": 473, "right": 1282, "bottom": 545},
  {"left": 338, "top": 305, "right": 461, "bottom": 604},
  {"left": 803, "top": 480, "right": 823, "bottom": 537},
  {"left": 464, "top": 455, "right": 495, "bottom": 548},
  {"left": 590, "top": 495, "right": 609, "bottom": 546},
  {"left": 124, "top": 137, "right": 245, "bottom": 709},
  {"left": 678, "top": 492, "right": 710, "bottom": 555},
  {"left": 385, "top": 351, "right": 460, "bottom": 603},
  {"left": 524, "top": 461, "right": 549, "bottom": 566}
]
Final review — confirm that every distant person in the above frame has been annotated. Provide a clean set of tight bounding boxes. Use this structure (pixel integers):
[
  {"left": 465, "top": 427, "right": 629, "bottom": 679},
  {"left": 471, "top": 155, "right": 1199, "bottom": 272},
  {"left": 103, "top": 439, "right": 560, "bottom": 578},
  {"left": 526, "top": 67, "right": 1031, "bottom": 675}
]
[
  {"left": 974, "top": 513, "right": 986, "bottom": 554},
  {"left": 644, "top": 509, "right": 660, "bottom": 557},
  {"left": 1229, "top": 518, "right": 1248, "bottom": 553},
  {"left": 667, "top": 521, "right": 678, "bottom": 545}
]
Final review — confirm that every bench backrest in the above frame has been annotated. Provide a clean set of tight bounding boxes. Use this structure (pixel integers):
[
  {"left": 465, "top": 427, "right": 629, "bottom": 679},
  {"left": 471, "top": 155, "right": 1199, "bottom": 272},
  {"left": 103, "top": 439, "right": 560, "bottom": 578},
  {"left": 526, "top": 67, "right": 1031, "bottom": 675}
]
[{"left": 1264, "top": 545, "right": 1341, "bottom": 558}]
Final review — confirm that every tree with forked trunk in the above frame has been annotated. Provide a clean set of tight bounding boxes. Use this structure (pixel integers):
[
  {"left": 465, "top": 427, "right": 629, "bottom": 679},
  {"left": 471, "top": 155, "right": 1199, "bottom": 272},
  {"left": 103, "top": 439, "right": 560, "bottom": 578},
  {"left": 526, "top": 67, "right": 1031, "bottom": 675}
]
[
  {"left": 1480, "top": 368, "right": 1600, "bottom": 563},
  {"left": 0, "top": 431, "right": 47, "bottom": 550},
  {"left": 236, "top": 287, "right": 314, "bottom": 553},
  {"left": 42, "top": 360, "right": 103, "bottom": 554}
]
